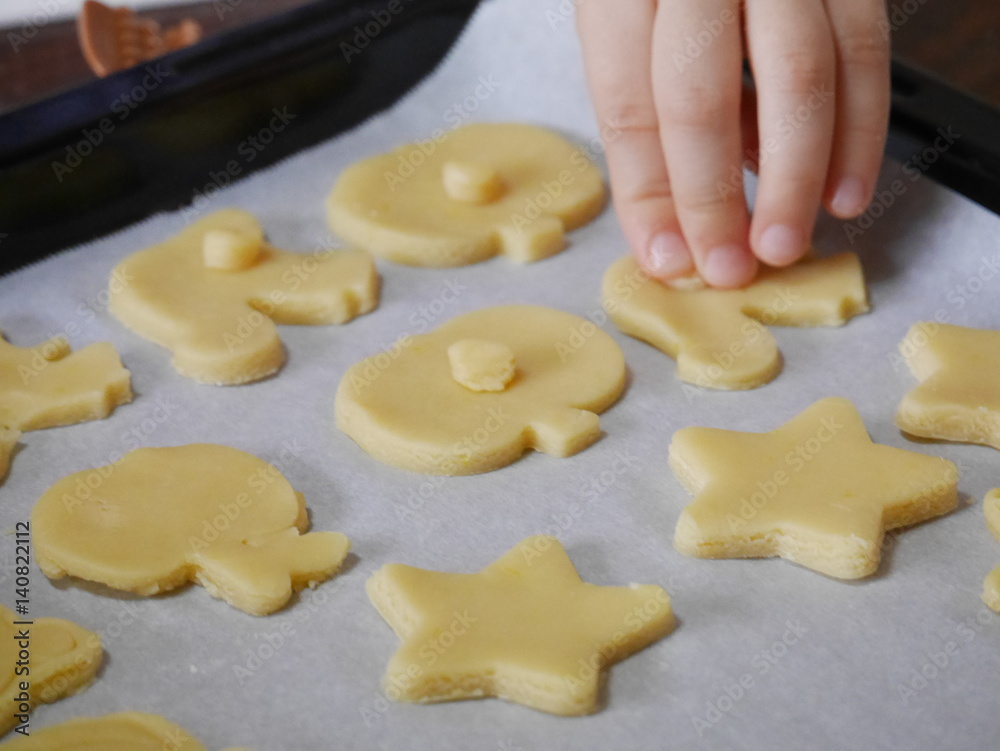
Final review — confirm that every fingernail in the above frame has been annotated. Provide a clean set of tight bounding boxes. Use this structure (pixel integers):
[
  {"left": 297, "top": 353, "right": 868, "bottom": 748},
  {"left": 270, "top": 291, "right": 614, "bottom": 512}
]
[
  {"left": 757, "top": 224, "right": 804, "bottom": 266},
  {"left": 831, "top": 176, "right": 866, "bottom": 217},
  {"left": 702, "top": 245, "right": 757, "bottom": 288},
  {"left": 646, "top": 232, "right": 693, "bottom": 276}
]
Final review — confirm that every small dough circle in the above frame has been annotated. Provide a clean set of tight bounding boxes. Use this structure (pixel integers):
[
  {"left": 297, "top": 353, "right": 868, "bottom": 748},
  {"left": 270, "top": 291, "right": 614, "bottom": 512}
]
[
  {"left": 447, "top": 338, "right": 515, "bottom": 392},
  {"left": 442, "top": 161, "right": 504, "bottom": 204}
]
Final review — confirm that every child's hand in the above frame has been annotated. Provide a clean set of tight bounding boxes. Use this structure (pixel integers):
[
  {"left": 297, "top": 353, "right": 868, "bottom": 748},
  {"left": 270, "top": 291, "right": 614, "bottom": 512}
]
[{"left": 577, "top": 1, "right": 890, "bottom": 288}]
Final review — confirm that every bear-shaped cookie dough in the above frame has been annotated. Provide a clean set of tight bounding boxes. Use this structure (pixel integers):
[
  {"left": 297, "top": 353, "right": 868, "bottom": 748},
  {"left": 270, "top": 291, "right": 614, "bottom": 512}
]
[
  {"left": 0, "top": 332, "right": 131, "bottom": 430},
  {"left": 335, "top": 305, "right": 626, "bottom": 475},
  {"left": 0, "top": 605, "right": 102, "bottom": 736},
  {"left": 0, "top": 711, "right": 251, "bottom": 750},
  {"left": 326, "top": 123, "right": 606, "bottom": 266},
  {"left": 108, "top": 209, "right": 378, "bottom": 385},
  {"left": 32, "top": 444, "right": 350, "bottom": 616},
  {"left": 602, "top": 253, "right": 869, "bottom": 390}
]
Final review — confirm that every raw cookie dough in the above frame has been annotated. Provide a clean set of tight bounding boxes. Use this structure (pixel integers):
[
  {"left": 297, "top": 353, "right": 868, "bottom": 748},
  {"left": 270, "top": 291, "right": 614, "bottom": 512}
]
[
  {"left": 335, "top": 305, "right": 626, "bottom": 475},
  {"left": 31, "top": 444, "right": 350, "bottom": 616},
  {"left": 326, "top": 123, "right": 606, "bottom": 266},
  {"left": 367, "top": 535, "right": 674, "bottom": 716},
  {"left": 108, "top": 208, "right": 378, "bottom": 385},
  {"left": 0, "top": 605, "right": 102, "bottom": 736},
  {"left": 0, "top": 332, "right": 131, "bottom": 430},
  {"left": 984, "top": 488, "right": 1000, "bottom": 612},
  {"left": 895, "top": 323, "right": 1000, "bottom": 449},
  {"left": 601, "top": 253, "right": 869, "bottom": 390},
  {"left": 0, "top": 712, "right": 250, "bottom": 750},
  {"left": 670, "top": 397, "right": 958, "bottom": 579}
]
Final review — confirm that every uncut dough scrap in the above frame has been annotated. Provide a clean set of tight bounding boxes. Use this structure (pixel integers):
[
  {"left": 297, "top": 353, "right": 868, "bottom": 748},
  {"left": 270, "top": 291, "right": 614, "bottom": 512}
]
[
  {"left": 0, "top": 331, "right": 131, "bottom": 430},
  {"left": 0, "top": 605, "right": 102, "bottom": 736},
  {"left": 601, "top": 253, "right": 869, "bottom": 390},
  {"left": 367, "top": 535, "right": 674, "bottom": 715},
  {"left": 326, "top": 123, "right": 606, "bottom": 266},
  {"left": 108, "top": 208, "right": 378, "bottom": 385},
  {"left": 31, "top": 444, "right": 349, "bottom": 616},
  {"left": 670, "top": 397, "right": 958, "bottom": 579},
  {"left": 335, "top": 305, "right": 626, "bottom": 475},
  {"left": 0, "top": 711, "right": 252, "bottom": 750},
  {"left": 895, "top": 323, "right": 1000, "bottom": 449},
  {"left": 984, "top": 488, "right": 1000, "bottom": 612}
]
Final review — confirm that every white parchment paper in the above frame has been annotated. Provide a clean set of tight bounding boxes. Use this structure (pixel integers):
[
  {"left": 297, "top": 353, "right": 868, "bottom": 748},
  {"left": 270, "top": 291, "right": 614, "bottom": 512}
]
[{"left": 2, "top": 1, "right": 999, "bottom": 748}]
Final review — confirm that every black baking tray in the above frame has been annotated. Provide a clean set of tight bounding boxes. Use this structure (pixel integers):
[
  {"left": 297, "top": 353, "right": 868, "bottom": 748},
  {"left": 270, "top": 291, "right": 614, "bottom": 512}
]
[{"left": 1, "top": 0, "right": 999, "bottom": 276}]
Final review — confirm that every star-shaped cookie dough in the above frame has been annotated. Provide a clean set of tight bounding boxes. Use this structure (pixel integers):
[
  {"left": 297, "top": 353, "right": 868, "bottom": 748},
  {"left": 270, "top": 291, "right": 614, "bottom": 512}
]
[
  {"left": 0, "top": 711, "right": 249, "bottom": 750},
  {"left": 983, "top": 488, "right": 1000, "bottom": 612},
  {"left": 326, "top": 123, "right": 606, "bottom": 266},
  {"left": 32, "top": 444, "right": 349, "bottom": 616},
  {"left": 0, "top": 331, "right": 131, "bottom": 431},
  {"left": 670, "top": 397, "right": 958, "bottom": 578},
  {"left": 601, "top": 253, "right": 869, "bottom": 389},
  {"left": 0, "top": 604, "right": 103, "bottom": 735},
  {"left": 366, "top": 536, "right": 674, "bottom": 716},
  {"left": 109, "top": 208, "right": 378, "bottom": 385},
  {"left": 895, "top": 323, "right": 1000, "bottom": 450},
  {"left": 335, "top": 305, "right": 626, "bottom": 475}
]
